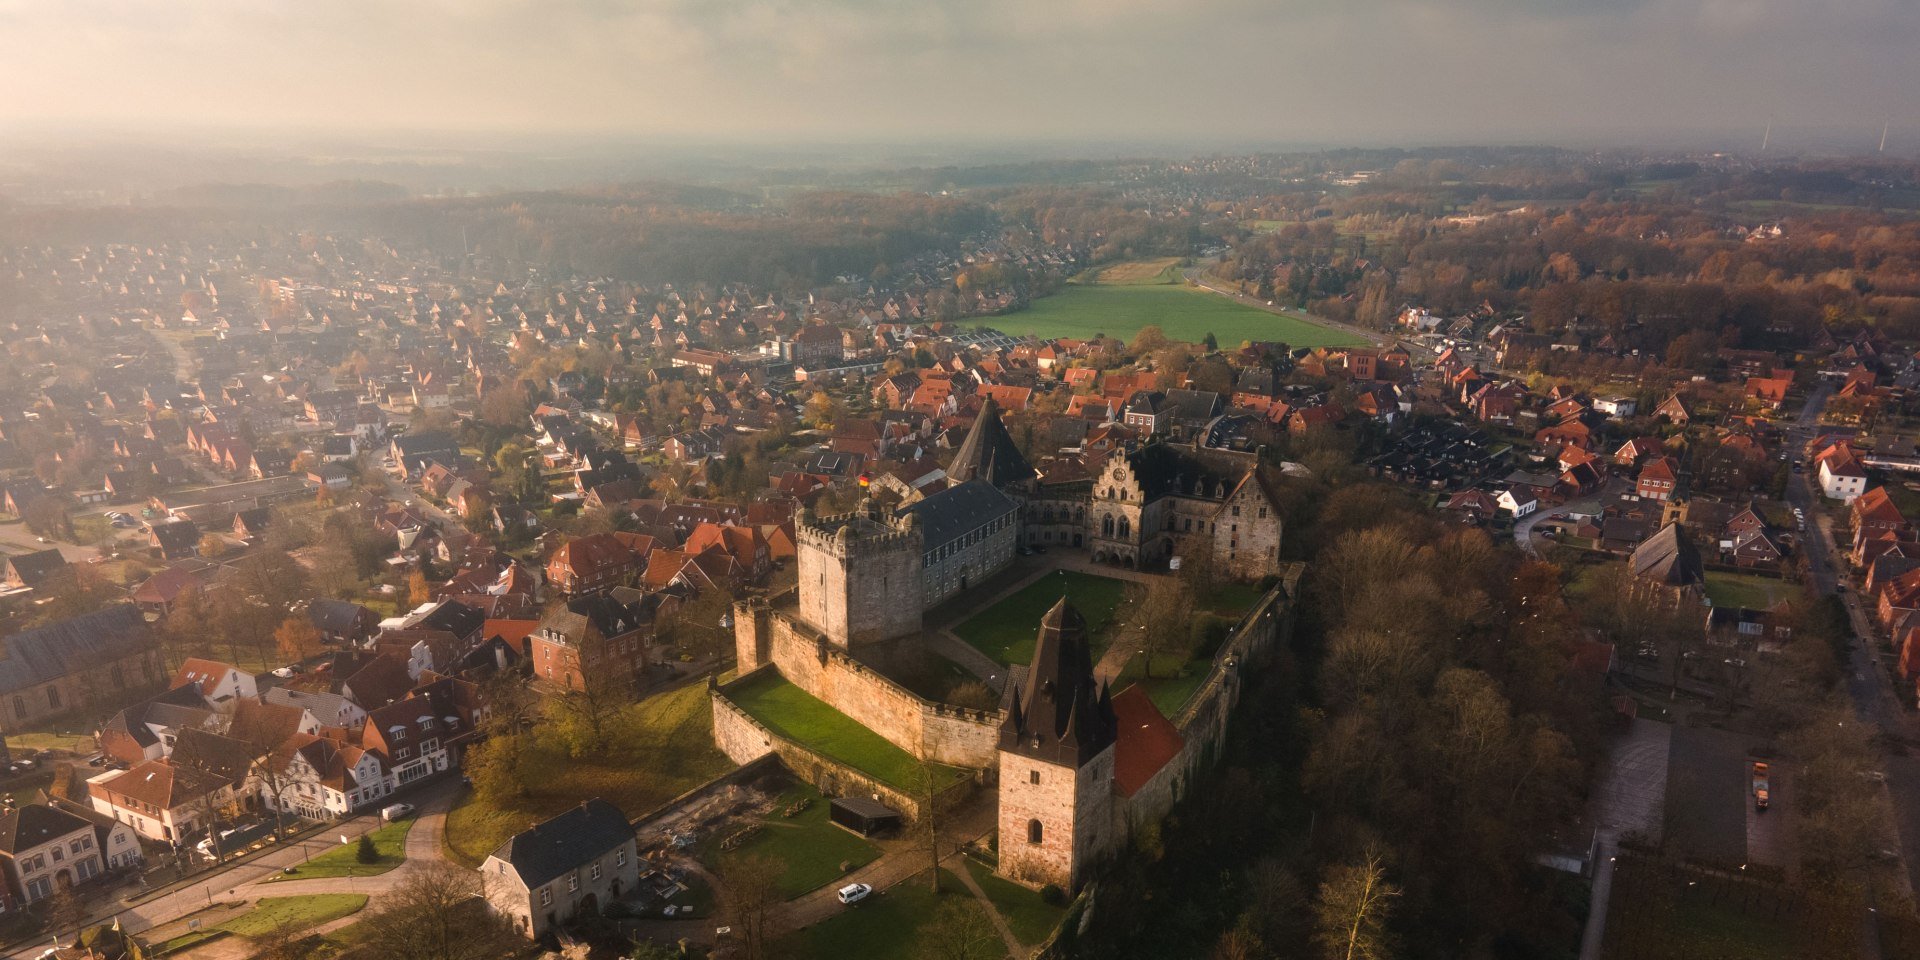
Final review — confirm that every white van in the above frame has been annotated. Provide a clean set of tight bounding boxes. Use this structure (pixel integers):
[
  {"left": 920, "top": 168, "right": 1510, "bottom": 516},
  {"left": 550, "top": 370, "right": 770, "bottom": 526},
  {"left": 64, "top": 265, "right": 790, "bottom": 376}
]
[
  {"left": 836, "top": 882, "right": 872, "bottom": 905},
  {"left": 381, "top": 803, "right": 414, "bottom": 822}
]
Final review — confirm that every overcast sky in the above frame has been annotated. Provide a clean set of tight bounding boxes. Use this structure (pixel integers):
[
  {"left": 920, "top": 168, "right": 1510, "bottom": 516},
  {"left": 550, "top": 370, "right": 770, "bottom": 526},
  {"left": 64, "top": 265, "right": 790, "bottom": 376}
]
[{"left": 1, "top": 0, "right": 1913, "bottom": 149}]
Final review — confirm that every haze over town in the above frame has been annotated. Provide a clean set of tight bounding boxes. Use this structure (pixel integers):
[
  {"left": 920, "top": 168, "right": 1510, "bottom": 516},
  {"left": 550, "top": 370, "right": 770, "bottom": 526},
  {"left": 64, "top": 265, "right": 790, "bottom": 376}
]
[{"left": 0, "top": 3, "right": 1917, "bottom": 960}]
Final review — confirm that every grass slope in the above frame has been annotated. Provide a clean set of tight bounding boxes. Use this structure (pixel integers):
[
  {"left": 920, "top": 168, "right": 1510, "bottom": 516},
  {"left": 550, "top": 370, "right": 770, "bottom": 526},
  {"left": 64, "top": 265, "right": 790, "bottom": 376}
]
[
  {"left": 1704, "top": 572, "right": 1790, "bottom": 610},
  {"left": 444, "top": 682, "right": 730, "bottom": 867},
  {"left": 725, "top": 671, "right": 969, "bottom": 792},
  {"left": 954, "top": 570, "right": 1130, "bottom": 667},
  {"left": 993, "top": 282, "right": 1363, "bottom": 349},
  {"left": 221, "top": 895, "right": 369, "bottom": 939},
  {"left": 778, "top": 869, "right": 966, "bottom": 960}
]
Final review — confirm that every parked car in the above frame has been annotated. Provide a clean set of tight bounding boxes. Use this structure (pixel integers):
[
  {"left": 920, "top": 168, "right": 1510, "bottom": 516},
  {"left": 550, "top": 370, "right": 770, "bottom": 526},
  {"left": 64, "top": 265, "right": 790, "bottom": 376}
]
[
  {"left": 837, "top": 883, "right": 872, "bottom": 905},
  {"left": 381, "top": 803, "right": 415, "bottom": 822}
]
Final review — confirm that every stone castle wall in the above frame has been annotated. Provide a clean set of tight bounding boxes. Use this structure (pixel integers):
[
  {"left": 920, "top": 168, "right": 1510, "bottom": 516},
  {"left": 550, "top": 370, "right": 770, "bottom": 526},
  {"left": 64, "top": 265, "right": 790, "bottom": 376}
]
[
  {"left": 1112, "top": 564, "right": 1303, "bottom": 839},
  {"left": 732, "top": 600, "right": 1002, "bottom": 770},
  {"left": 710, "top": 672, "right": 972, "bottom": 821}
]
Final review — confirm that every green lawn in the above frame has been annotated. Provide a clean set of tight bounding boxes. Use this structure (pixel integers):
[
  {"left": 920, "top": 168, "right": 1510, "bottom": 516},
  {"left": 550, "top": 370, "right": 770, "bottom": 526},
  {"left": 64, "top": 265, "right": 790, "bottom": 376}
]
[
  {"left": 1201, "top": 582, "right": 1265, "bottom": 618},
  {"left": 702, "top": 784, "right": 879, "bottom": 900},
  {"left": 1122, "top": 654, "right": 1213, "bottom": 717},
  {"left": 777, "top": 869, "right": 967, "bottom": 960},
  {"left": 221, "top": 895, "right": 369, "bottom": 939},
  {"left": 724, "top": 671, "right": 968, "bottom": 793},
  {"left": 954, "top": 570, "right": 1131, "bottom": 667},
  {"left": 991, "top": 282, "right": 1363, "bottom": 349},
  {"left": 1095, "top": 257, "right": 1184, "bottom": 285},
  {"left": 443, "top": 682, "right": 731, "bottom": 867},
  {"left": 962, "top": 858, "right": 1067, "bottom": 945},
  {"left": 270, "top": 819, "right": 411, "bottom": 881},
  {"left": 1704, "top": 572, "right": 1791, "bottom": 610}
]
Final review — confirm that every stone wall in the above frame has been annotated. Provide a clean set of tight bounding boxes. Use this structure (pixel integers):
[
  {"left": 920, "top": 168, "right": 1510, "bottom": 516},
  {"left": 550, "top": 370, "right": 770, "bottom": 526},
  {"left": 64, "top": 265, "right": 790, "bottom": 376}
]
[
  {"left": 1113, "top": 564, "right": 1302, "bottom": 838},
  {"left": 743, "top": 607, "right": 1001, "bottom": 769},
  {"left": 710, "top": 677, "right": 971, "bottom": 821}
]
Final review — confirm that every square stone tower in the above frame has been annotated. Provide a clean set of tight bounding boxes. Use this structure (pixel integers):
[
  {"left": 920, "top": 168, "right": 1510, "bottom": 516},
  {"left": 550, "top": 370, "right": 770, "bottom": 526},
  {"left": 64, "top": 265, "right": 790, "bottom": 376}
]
[
  {"left": 794, "top": 502, "right": 925, "bottom": 648},
  {"left": 997, "top": 598, "right": 1117, "bottom": 892}
]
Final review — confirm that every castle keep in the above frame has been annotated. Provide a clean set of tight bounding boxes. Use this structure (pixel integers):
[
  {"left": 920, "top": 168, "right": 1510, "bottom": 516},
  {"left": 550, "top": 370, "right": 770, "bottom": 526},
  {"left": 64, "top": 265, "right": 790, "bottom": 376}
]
[{"left": 712, "top": 401, "right": 1301, "bottom": 891}]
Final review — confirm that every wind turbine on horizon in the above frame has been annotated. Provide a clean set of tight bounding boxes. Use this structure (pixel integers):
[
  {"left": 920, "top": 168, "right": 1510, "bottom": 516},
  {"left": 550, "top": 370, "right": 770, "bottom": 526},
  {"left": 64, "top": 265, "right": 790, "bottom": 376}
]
[
  {"left": 1760, "top": 118, "right": 1772, "bottom": 153},
  {"left": 1881, "top": 121, "right": 1890, "bottom": 153}
]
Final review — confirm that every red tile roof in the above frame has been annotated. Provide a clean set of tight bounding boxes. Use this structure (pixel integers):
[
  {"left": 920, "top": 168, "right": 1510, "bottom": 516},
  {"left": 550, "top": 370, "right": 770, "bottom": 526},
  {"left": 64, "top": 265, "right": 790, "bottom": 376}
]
[{"left": 1111, "top": 685, "right": 1184, "bottom": 799}]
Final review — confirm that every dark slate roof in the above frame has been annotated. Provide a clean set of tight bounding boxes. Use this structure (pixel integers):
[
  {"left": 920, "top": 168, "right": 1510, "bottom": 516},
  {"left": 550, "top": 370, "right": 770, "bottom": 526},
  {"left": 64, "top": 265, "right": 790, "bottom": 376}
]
[
  {"left": 0, "top": 804, "right": 93, "bottom": 855},
  {"left": 4, "top": 548, "right": 69, "bottom": 588},
  {"left": 1000, "top": 598, "right": 1116, "bottom": 766},
  {"left": 1631, "top": 522, "right": 1705, "bottom": 587},
  {"left": 0, "top": 605, "right": 151, "bottom": 696},
  {"left": 412, "top": 600, "right": 485, "bottom": 641},
  {"left": 151, "top": 519, "right": 201, "bottom": 555},
  {"left": 898, "top": 479, "right": 1018, "bottom": 554},
  {"left": 946, "top": 397, "right": 1035, "bottom": 488},
  {"left": 308, "top": 597, "right": 375, "bottom": 636},
  {"left": 491, "top": 798, "right": 633, "bottom": 889},
  {"left": 1163, "top": 389, "right": 1224, "bottom": 422}
]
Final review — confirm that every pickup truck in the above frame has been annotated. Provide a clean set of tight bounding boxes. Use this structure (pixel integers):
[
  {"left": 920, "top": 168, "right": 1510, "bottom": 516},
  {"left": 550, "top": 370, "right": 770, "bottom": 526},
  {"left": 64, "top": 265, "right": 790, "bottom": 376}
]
[{"left": 1752, "top": 761, "right": 1771, "bottom": 812}]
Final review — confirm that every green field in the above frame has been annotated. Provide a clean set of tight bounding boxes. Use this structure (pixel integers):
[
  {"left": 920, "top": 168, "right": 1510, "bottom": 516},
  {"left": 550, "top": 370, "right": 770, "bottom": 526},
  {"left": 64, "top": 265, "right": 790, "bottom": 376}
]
[
  {"left": 961, "top": 858, "right": 1068, "bottom": 944},
  {"left": 725, "top": 671, "right": 969, "bottom": 792},
  {"left": 776, "top": 869, "right": 962, "bottom": 960},
  {"left": 992, "top": 282, "right": 1364, "bottom": 349},
  {"left": 701, "top": 784, "right": 879, "bottom": 900},
  {"left": 954, "top": 570, "right": 1131, "bottom": 667},
  {"left": 1704, "top": 572, "right": 1791, "bottom": 610}
]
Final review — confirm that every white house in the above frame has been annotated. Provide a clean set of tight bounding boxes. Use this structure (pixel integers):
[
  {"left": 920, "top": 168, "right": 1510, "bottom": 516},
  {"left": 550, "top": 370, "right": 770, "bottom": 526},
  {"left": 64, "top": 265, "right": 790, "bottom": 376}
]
[
  {"left": 264, "top": 687, "right": 367, "bottom": 731},
  {"left": 262, "top": 734, "right": 389, "bottom": 819},
  {"left": 485, "top": 799, "right": 639, "bottom": 940},
  {"left": 170, "top": 659, "right": 258, "bottom": 710},
  {"left": 0, "top": 805, "right": 112, "bottom": 908},
  {"left": 1817, "top": 446, "right": 1868, "bottom": 502},
  {"left": 1593, "top": 396, "right": 1638, "bottom": 418},
  {"left": 1496, "top": 488, "right": 1538, "bottom": 518}
]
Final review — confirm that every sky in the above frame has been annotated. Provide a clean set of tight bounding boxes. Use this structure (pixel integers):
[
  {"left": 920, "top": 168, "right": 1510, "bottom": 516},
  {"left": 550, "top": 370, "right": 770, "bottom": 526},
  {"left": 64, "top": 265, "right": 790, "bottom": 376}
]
[{"left": 0, "top": 0, "right": 1914, "bottom": 150}]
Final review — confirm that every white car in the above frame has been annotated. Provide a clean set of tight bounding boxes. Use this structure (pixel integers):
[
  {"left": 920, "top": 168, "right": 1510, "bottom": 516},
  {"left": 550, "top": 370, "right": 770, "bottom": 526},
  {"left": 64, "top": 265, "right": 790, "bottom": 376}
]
[{"left": 836, "top": 882, "right": 872, "bottom": 905}]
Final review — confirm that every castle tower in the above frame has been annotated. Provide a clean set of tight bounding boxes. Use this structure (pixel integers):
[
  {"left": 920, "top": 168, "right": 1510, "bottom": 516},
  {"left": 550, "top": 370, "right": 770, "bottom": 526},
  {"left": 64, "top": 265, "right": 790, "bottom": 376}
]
[
  {"left": 794, "top": 501, "right": 925, "bottom": 648},
  {"left": 733, "top": 597, "right": 771, "bottom": 672},
  {"left": 948, "top": 397, "right": 1036, "bottom": 490},
  {"left": 997, "top": 598, "right": 1117, "bottom": 892}
]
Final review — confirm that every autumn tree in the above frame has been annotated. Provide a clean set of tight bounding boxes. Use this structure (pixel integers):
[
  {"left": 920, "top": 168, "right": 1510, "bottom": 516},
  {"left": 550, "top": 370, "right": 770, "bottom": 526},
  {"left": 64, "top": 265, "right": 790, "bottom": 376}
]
[{"left": 274, "top": 617, "right": 324, "bottom": 664}]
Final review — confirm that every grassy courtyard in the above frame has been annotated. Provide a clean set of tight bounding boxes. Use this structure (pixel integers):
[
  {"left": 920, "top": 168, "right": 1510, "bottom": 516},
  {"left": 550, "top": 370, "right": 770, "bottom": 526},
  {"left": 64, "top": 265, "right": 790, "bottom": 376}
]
[
  {"left": 701, "top": 784, "right": 880, "bottom": 899},
  {"left": 954, "top": 570, "right": 1130, "bottom": 666},
  {"left": 725, "top": 671, "right": 969, "bottom": 792},
  {"left": 962, "top": 858, "right": 1068, "bottom": 945},
  {"left": 776, "top": 869, "right": 961, "bottom": 960},
  {"left": 270, "top": 819, "right": 412, "bottom": 881},
  {"left": 989, "top": 280, "right": 1363, "bottom": 348},
  {"left": 1704, "top": 572, "right": 1792, "bottom": 610},
  {"left": 444, "top": 681, "right": 731, "bottom": 867}
]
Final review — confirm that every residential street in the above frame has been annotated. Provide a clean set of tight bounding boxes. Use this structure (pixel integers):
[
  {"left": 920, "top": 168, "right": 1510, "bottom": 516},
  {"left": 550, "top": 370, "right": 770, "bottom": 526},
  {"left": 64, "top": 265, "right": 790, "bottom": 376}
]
[
  {"left": 3, "top": 780, "right": 459, "bottom": 958},
  {"left": 1781, "top": 383, "right": 1920, "bottom": 902}
]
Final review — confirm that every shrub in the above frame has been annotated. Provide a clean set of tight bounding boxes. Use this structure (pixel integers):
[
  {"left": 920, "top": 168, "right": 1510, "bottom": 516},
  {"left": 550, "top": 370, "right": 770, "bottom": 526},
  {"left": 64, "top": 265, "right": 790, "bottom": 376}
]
[
  {"left": 1040, "top": 883, "right": 1065, "bottom": 906},
  {"left": 355, "top": 834, "right": 379, "bottom": 864}
]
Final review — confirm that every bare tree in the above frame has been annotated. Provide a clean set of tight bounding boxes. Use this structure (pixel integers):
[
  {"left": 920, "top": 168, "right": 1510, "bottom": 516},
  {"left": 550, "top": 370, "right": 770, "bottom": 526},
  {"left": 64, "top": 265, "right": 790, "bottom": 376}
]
[
  {"left": 362, "top": 861, "right": 517, "bottom": 960},
  {"left": 914, "top": 896, "right": 1003, "bottom": 960},
  {"left": 1124, "top": 576, "right": 1197, "bottom": 679},
  {"left": 1313, "top": 851, "right": 1399, "bottom": 960},
  {"left": 718, "top": 853, "right": 782, "bottom": 960}
]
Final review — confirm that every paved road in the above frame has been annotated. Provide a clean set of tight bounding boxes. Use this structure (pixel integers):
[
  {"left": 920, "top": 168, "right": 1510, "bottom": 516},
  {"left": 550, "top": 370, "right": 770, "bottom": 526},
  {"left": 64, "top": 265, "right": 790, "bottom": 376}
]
[
  {"left": 1514, "top": 477, "right": 1622, "bottom": 560},
  {"left": 8, "top": 780, "right": 459, "bottom": 958}
]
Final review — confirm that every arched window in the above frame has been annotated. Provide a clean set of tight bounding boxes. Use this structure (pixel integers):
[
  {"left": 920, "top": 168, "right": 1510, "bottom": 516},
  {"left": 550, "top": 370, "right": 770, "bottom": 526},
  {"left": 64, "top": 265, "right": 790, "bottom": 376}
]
[
  {"left": 111, "top": 666, "right": 125, "bottom": 689},
  {"left": 1118, "top": 517, "right": 1131, "bottom": 537},
  {"left": 1101, "top": 515, "right": 1114, "bottom": 536},
  {"left": 47, "top": 687, "right": 61, "bottom": 711},
  {"left": 1027, "top": 819, "right": 1044, "bottom": 844},
  {"left": 12, "top": 696, "right": 24, "bottom": 720}
]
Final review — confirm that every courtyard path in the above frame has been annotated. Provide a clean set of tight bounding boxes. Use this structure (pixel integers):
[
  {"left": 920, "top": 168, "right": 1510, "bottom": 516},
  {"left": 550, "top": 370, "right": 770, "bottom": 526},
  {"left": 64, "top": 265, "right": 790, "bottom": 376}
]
[{"left": 926, "top": 557, "right": 1160, "bottom": 694}]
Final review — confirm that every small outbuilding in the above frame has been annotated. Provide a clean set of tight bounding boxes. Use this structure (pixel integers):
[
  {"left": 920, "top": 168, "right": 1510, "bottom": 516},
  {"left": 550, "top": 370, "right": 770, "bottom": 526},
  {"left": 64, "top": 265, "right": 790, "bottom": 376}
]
[{"left": 829, "top": 796, "right": 902, "bottom": 837}]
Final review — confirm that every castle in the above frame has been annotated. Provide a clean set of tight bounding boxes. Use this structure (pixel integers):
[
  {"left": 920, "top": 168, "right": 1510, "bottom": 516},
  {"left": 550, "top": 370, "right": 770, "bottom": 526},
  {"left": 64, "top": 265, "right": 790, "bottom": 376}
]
[{"left": 713, "top": 402, "right": 1299, "bottom": 892}]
